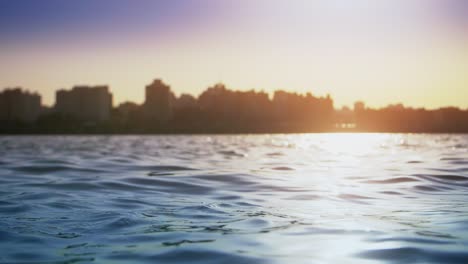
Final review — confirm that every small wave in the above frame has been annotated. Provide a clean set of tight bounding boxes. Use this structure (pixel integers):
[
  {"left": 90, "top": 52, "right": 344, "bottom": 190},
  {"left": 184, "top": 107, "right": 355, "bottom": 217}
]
[
  {"left": 9, "top": 165, "right": 107, "bottom": 174},
  {"left": 271, "top": 166, "right": 295, "bottom": 171},
  {"left": 106, "top": 249, "right": 268, "bottom": 264},
  {"left": 413, "top": 185, "right": 452, "bottom": 192},
  {"left": 123, "top": 177, "right": 213, "bottom": 195},
  {"left": 379, "top": 191, "right": 403, "bottom": 195},
  {"left": 266, "top": 152, "right": 284, "bottom": 157},
  {"left": 339, "top": 194, "right": 375, "bottom": 200},
  {"left": 369, "top": 236, "right": 455, "bottom": 245},
  {"left": 24, "top": 181, "right": 102, "bottom": 191},
  {"left": 161, "top": 239, "right": 215, "bottom": 247},
  {"left": 356, "top": 247, "right": 468, "bottom": 264},
  {"left": 0, "top": 204, "right": 32, "bottom": 214},
  {"left": 218, "top": 150, "right": 247, "bottom": 157},
  {"left": 412, "top": 174, "right": 468, "bottom": 188},
  {"left": 104, "top": 217, "right": 145, "bottom": 230},
  {"left": 286, "top": 194, "right": 321, "bottom": 200},
  {"left": 365, "top": 177, "right": 419, "bottom": 184}
]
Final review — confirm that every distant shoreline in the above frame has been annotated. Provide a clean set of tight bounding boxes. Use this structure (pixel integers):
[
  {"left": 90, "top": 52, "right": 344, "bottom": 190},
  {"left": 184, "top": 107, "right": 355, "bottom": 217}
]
[{"left": 2, "top": 129, "right": 468, "bottom": 136}]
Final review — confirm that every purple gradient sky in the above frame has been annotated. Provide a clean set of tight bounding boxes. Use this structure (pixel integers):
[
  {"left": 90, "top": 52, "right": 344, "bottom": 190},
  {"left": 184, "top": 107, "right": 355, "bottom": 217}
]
[{"left": 0, "top": 0, "right": 467, "bottom": 108}]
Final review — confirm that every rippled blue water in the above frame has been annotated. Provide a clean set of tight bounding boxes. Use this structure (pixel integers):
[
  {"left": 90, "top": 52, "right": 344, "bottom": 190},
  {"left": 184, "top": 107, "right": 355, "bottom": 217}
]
[{"left": 0, "top": 134, "right": 467, "bottom": 263}]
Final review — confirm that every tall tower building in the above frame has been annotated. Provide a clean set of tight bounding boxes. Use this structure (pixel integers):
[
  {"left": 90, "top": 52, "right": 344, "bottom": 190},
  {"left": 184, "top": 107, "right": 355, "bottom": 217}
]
[{"left": 144, "top": 79, "right": 172, "bottom": 123}]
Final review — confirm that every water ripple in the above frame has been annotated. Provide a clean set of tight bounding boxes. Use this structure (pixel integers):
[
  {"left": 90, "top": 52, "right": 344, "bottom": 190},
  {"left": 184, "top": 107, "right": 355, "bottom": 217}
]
[{"left": 0, "top": 134, "right": 467, "bottom": 263}]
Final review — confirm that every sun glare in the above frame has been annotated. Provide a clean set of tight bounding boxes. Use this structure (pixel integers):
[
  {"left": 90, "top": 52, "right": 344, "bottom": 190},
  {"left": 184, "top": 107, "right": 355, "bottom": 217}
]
[{"left": 291, "top": 133, "right": 390, "bottom": 156}]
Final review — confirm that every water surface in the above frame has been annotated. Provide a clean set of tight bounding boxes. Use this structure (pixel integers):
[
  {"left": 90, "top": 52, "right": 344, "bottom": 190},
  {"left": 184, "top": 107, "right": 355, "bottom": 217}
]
[{"left": 0, "top": 134, "right": 467, "bottom": 263}]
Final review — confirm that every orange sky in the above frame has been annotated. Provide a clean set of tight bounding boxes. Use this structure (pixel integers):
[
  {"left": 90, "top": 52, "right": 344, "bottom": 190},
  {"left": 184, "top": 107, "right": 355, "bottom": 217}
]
[{"left": 0, "top": 0, "right": 467, "bottom": 109}]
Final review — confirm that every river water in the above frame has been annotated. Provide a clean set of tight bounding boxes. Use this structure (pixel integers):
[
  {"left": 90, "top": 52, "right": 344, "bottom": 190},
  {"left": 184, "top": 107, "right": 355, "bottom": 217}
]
[{"left": 0, "top": 134, "right": 467, "bottom": 263}]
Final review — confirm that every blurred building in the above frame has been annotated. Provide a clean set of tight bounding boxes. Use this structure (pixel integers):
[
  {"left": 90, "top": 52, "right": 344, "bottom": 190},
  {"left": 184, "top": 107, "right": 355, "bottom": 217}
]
[
  {"left": 174, "top": 93, "right": 197, "bottom": 110},
  {"left": 354, "top": 101, "right": 366, "bottom": 112},
  {"left": 198, "top": 83, "right": 229, "bottom": 111},
  {"left": 144, "top": 79, "right": 172, "bottom": 123},
  {"left": 117, "top": 102, "right": 139, "bottom": 116},
  {"left": 116, "top": 101, "right": 140, "bottom": 124},
  {"left": 0, "top": 88, "right": 41, "bottom": 122},
  {"left": 55, "top": 85, "right": 112, "bottom": 122}
]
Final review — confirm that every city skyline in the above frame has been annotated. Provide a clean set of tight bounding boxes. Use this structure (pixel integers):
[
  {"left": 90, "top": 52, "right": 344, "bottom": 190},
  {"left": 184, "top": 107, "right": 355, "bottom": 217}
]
[
  {"left": 1, "top": 0, "right": 467, "bottom": 108},
  {"left": 2, "top": 76, "right": 468, "bottom": 111},
  {"left": 2, "top": 78, "right": 467, "bottom": 134}
]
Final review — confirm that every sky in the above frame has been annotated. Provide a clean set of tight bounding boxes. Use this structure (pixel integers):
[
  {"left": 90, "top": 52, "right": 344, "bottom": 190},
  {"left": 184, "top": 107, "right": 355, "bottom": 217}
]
[{"left": 0, "top": 0, "right": 467, "bottom": 108}]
